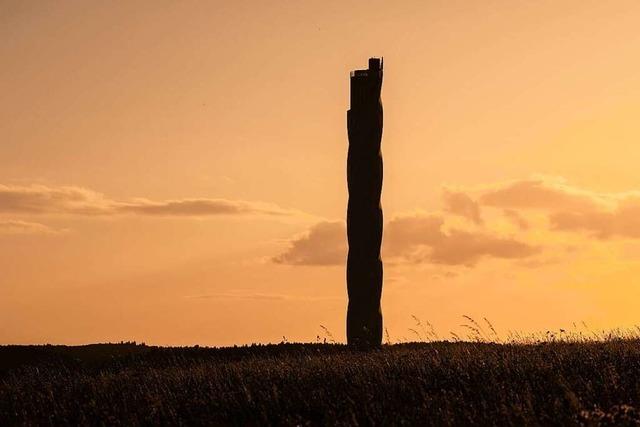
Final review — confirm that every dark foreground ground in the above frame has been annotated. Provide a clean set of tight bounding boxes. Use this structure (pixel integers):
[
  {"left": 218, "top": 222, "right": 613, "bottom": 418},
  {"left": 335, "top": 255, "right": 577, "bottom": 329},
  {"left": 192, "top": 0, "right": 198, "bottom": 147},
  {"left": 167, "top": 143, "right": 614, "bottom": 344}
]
[{"left": 2, "top": 340, "right": 640, "bottom": 426}]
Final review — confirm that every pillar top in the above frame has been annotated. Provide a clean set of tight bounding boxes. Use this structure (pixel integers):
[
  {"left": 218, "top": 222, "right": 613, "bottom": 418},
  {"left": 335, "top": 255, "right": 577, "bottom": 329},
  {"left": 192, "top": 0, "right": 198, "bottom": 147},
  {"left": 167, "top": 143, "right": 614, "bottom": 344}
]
[{"left": 350, "top": 57, "right": 383, "bottom": 78}]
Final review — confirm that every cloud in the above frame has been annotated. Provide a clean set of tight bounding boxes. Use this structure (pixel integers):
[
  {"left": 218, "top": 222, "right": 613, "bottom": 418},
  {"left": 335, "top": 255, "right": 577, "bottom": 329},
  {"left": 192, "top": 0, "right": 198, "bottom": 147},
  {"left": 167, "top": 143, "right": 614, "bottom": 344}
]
[
  {"left": 0, "top": 184, "right": 111, "bottom": 215},
  {"left": 185, "top": 292, "right": 341, "bottom": 302},
  {"left": 550, "top": 196, "right": 640, "bottom": 239},
  {"left": 272, "top": 221, "right": 347, "bottom": 266},
  {"left": 115, "top": 198, "right": 299, "bottom": 217},
  {"left": 0, "top": 220, "right": 62, "bottom": 235},
  {"left": 384, "top": 213, "right": 444, "bottom": 254},
  {"left": 426, "top": 229, "right": 538, "bottom": 266},
  {"left": 442, "top": 189, "right": 482, "bottom": 224},
  {"left": 503, "top": 209, "right": 529, "bottom": 230},
  {"left": 478, "top": 176, "right": 611, "bottom": 212},
  {"left": 271, "top": 176, "right": 640, "bottom": 268},
  {"left": 468, "top": 176, "right": 640, "bottom": 240},
  {"left": 0, "top": 184, "right": 304, "bottom": 218},
  {"left": 275, "top": 214, "right": 538, "bottom": 267},
  {"left": 385, "top": 213, "right": 538, "bottom": 266}
]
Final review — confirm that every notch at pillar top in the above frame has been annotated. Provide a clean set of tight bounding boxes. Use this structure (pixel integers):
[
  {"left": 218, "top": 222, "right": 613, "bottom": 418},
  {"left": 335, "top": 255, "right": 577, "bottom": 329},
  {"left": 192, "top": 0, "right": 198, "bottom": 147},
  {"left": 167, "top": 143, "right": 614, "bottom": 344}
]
[{"left": 368, "top": 57, "right": 382, "bottom": 71}]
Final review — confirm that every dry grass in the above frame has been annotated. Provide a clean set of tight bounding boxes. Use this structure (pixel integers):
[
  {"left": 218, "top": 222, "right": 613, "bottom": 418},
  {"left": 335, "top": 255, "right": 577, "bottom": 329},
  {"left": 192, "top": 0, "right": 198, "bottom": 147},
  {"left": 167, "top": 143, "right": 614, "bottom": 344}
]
[{"left": 2, "top": 330, "right": 640, "bottom": 425}]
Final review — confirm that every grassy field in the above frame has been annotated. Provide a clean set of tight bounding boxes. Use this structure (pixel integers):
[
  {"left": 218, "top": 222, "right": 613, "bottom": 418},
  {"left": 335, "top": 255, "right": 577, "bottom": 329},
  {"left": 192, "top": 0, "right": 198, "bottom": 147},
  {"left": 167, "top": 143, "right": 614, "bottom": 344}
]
[{"left": 2, "top": 339, "right": 640, "bottom": 425}]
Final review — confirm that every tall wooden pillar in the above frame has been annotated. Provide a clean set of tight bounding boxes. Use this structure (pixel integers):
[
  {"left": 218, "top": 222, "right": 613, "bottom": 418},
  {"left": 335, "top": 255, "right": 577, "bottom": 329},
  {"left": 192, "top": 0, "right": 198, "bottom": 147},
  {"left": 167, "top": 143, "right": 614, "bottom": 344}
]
[{"left": 346, "top": 58, "right": 384, "bottom": 346}]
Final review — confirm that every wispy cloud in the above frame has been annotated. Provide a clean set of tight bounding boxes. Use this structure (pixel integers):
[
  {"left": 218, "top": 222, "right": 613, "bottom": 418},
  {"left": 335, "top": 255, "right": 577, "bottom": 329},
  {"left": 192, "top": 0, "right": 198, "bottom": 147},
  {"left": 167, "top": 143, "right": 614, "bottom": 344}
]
[
  {"left": 185, "top": 292, "right": 341, "bottom": 302},
  {"left": 116, "top": 198, "right": 298, "bottom": 217},
  {"left": 0, "top": 219, "right": 63, "bottom": 235},
  {"left": 0, "top": 184, "right": 112, "bottom": 215},
  {"left": 0, "top": 184, "right": 306, "bottom": 218}
]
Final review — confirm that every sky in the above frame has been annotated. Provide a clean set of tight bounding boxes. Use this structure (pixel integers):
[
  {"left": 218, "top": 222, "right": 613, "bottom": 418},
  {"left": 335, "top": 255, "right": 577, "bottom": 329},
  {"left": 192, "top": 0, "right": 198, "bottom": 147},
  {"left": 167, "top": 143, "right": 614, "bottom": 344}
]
[{"left": 3, "top": 1, "right": 640, "bottom": 345}]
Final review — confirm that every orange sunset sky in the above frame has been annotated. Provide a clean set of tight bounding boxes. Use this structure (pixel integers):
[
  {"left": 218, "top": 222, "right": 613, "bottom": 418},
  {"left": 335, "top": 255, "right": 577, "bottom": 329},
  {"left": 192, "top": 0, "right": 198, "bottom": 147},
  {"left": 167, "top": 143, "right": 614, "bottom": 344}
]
[{"left": 3, "top": 1, "right": 640, "bottom": 345}]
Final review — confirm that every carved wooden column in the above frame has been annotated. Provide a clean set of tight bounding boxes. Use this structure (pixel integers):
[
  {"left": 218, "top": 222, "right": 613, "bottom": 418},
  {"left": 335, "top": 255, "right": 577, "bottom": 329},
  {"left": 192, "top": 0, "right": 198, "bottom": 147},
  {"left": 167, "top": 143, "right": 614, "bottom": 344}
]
[{"left": 346, "top": 58, "right": 384, "bottom": 346}]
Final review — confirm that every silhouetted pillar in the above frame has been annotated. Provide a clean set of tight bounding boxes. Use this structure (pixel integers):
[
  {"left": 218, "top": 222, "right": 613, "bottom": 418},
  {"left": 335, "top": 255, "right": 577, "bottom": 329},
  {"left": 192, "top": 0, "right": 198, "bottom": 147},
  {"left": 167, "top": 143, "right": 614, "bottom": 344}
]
[{"left": 346, "top": 58, "right": 383, "bottom": 346}]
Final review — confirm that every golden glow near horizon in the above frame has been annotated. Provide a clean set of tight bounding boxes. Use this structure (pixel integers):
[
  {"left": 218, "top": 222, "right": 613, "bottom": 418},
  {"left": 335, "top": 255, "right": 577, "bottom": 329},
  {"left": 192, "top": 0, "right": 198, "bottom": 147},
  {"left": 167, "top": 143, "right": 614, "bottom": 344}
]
[{"left": 4, "top": 1, "right": 640, "bottom": 345}]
